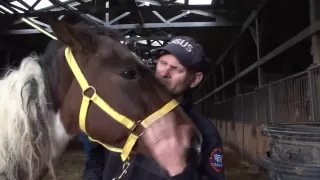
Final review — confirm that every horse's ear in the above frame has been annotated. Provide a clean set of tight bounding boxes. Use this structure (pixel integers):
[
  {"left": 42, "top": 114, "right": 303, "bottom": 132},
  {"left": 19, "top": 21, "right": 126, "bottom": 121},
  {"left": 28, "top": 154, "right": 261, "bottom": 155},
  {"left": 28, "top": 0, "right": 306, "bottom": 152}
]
[{"left": 47, "top": 16, "right": 93, "bottom": 52}]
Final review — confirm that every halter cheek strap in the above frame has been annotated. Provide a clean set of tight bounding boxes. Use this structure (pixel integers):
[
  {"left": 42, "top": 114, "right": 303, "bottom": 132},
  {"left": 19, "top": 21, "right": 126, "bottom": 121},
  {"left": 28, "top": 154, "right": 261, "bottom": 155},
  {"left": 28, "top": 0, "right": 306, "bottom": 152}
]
[{"left": 64, "top": 47, "right": 179, "bottom": 162}]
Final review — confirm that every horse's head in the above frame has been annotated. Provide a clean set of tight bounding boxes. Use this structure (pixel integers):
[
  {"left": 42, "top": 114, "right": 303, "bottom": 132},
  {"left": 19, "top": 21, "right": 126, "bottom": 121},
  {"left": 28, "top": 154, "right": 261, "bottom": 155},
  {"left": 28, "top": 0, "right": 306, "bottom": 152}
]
[{"left": 48, "top": 19, "right": 201, "bottom": 164}]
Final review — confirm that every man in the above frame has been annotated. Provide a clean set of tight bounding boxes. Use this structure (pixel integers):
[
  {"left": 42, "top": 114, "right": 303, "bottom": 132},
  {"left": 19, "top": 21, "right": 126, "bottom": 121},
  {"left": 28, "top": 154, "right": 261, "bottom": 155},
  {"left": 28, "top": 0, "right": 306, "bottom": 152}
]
[{"left": 81, "top": 36, "right": 225, "bottom": 180}]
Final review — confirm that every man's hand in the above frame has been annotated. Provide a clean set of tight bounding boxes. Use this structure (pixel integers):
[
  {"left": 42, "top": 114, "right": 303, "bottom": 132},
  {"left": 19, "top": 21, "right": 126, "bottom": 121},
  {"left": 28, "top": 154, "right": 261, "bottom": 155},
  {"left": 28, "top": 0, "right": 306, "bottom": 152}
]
[{"left": 142, "top": 113, "right": 192, "bottom": 176}]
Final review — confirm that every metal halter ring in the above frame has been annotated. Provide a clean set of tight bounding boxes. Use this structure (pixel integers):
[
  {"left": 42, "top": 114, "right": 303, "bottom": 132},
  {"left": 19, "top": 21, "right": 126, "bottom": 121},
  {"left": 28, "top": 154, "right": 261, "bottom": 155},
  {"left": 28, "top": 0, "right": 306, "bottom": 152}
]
[
  {"left": 130, "top": 119, "right": 142, "bottom": 132},
  {"left": 82, "top": 86, "right": 97, "bottom": 99}
]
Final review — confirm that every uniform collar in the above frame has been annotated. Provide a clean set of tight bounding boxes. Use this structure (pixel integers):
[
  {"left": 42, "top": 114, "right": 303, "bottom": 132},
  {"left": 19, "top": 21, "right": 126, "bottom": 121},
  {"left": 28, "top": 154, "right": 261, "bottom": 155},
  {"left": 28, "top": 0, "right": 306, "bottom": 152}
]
[{"left": 180, "top": 97, "right": 194, "bottom": 112}]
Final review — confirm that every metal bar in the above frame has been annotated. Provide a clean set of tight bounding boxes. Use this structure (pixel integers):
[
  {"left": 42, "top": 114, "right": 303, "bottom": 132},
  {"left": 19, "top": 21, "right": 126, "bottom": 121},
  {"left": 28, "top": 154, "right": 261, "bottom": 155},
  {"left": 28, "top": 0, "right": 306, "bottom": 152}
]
[
  {"left": 81, "top": 13, "right": 106, "bottom": 25},
  {"left": 111, "top": 2, "right": 149, "bottom": 26},
  {"left": 105, "top": 1, "right": 109, "bottom": 23},
  {"left": 48, "top": 0, "right": 102, "bottom": 28},
  {"left": 6, "top": 26, "right": 170, "bottom": 41},
  {"left": 21, "top": 18, "right": 57, "bottom": 40},
  {"left": 213, "top": 74, "right": 218, "bottom": 102},
  {"left": 310, "top": 0, "right": 320, "bottom": 65},
  {"left": 12, "top": 17, "right": 37, "bottom": 25},
  {"left": 268, "top": 84, "right": 274, "bottom": 123},
  {"left": 46, "top": 0, "right": 90, "bottom": 12},
  {"left": 0, "top": 1, "right": 56, "bottom": 40},
  {"left": 255, "top": 17, "right": 263, "bottom": 87},
  {"left": 185, "top": 10, "right": 214, "bottom": 18},
  {"left": 254, "top": 91, "right": 258, "bottom": 127},
  {"left": 249, "top": 26, "right": 257, "bottom": 46},
  {"left": 108, "top": 22, "right": 234, "bottom": 29},
  {"left": 156, "top": 40, "right": 164, "bottom": 45},
  {"left": 240, "top": 95, "right": 244, "bottom": 160},
  {"left": 120, "top": 29, "right": 133, "bottom": 36},
  {"left": 5, "top": 5, "right": 232, "bottom": 16},
  {"left": 136, "top": 0, "right": 160, "bottom": 6},
  {"left": 195, "top": 20, "right": 320, "bottom": 104},
  {"left": 221, "top": 63, "right": 225, "bottom": 100},
  {"left": 139, "top": 0, "right": 220, "bottom": 20},
  {"left": 16, "top": 0, "right": 33, "bottom": 10},
  {"left": 27, "top": 18, "right": 51, "bottom": 28},
  {"left": 215, "top": 0, "right": 269, "bottom": 66},
  {"left": 191, "top": 0, "right": 269, "bottom": 97},
  {"left": 167, "top": 11, "right": 189, "bottom": 23},
  {"left": 310, "top": 0, "right": 320, "bottom": 25},
  {"left": 7, "top": 21, "right": 231, "bottom": 34},
  {"left": 234, "top": 45, "right": 241, "bottom": 95},
  {"left": 0, "top": 4, "right": 14, "bottom": 14},
  {"left": 67, "top": 5, "right": 106, "bottom": 25},
  {"left": 152, "top": 11, "right": 168, "bottom": 23},
  {"left": 7, "top": 3, "right": 27, "bottom": 13},
  {"left": 109, "top": 12, "right": 131, "bottom": 24},
  {"left": 308, "top": 68, "right": 316, "bottom": 121},
  {"left": 31, "top": 0, "right": 41, "bottom": 9}
]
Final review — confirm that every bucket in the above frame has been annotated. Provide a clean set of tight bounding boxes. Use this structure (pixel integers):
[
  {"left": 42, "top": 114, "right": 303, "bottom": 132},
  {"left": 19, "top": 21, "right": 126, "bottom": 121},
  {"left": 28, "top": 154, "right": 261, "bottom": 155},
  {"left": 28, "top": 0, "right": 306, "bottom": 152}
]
[
  {"left": 260, "top": 151, "right": 320, "bottom": 180},
  {"left": 261, "top": 122, "right": 320, "bottom": 165}
]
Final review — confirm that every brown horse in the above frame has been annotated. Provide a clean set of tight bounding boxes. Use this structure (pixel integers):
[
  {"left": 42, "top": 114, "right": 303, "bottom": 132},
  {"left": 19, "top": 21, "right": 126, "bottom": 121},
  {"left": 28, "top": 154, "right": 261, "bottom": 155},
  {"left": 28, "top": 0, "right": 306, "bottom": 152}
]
[{"left": 0, "top": 18, "right": 201, "bottom": 180}]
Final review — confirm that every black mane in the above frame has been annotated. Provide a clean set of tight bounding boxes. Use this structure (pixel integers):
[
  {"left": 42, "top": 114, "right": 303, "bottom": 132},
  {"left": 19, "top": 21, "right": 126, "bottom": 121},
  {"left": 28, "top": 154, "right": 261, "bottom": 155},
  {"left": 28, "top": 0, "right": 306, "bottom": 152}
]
[{"left": 38, "top": 40, "right": 64, "bottom": 112}]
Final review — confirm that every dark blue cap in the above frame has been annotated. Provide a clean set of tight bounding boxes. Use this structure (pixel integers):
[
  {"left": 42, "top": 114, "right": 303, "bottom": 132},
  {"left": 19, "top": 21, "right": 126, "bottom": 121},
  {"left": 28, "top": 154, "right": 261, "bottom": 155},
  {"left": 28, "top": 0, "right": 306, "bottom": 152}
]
[{"left": 152, "top": 36, "right": 208, "bottom": 73}]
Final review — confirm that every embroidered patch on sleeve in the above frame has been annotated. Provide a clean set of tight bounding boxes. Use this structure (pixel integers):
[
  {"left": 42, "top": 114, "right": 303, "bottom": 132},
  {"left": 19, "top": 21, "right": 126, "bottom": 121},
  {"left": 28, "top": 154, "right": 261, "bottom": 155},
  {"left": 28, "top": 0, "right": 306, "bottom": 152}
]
[{"left": 209, "top": 148, "right": 224, "bottom": 172}]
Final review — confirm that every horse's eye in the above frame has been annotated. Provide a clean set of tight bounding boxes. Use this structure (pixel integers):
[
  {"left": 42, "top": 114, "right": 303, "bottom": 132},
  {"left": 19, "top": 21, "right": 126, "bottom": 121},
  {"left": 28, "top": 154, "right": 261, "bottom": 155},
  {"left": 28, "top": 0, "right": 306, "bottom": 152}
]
[{"left": 120, "top": 68, "right": 137, "bottom": 80}]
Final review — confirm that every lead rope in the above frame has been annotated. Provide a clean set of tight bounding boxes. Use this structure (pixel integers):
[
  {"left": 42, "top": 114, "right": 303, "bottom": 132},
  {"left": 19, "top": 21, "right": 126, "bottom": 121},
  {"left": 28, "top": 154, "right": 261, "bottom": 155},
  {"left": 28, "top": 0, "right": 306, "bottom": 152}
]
[{"left": 112, "top": 160, "right": 131, "bottom": 180}]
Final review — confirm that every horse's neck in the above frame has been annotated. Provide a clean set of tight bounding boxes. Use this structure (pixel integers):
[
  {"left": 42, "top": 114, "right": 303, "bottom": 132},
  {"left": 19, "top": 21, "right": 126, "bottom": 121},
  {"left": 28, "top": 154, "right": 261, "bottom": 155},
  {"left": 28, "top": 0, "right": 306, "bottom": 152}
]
[
  {"left": 48, "top": 110, "right": 72, "bottom": 161},
  {"left": 45, "top": 46, "right": 76, "bottom": 156},
  {"left": 39, "top": 44, "right": 75, "bottom": 177}
]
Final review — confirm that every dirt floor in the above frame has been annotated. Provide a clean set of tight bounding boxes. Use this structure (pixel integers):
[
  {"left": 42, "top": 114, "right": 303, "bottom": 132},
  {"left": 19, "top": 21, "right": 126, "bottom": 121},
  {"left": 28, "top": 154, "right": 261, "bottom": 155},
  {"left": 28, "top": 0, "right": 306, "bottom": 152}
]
[{"left": 56, "top": 144, "right": 268, "bottom": 180}]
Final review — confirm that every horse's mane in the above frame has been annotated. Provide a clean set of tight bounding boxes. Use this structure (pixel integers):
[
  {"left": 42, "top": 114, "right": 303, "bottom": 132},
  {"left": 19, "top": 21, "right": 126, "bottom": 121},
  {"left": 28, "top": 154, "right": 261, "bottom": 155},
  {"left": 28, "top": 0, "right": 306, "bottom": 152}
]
[
  {"left": 0, "top": 54, "right": 53, "bottom": 180},
  {"left": 38, "top": 40, "right": 64, "bottom": 113}
]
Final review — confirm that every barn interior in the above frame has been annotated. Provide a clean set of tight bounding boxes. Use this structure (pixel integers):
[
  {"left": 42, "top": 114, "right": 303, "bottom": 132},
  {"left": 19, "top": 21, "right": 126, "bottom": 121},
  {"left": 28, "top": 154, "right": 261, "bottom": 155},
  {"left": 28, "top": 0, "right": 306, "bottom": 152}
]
[{"left": 0, "top": 0, "right": 319, "bottom": 179}]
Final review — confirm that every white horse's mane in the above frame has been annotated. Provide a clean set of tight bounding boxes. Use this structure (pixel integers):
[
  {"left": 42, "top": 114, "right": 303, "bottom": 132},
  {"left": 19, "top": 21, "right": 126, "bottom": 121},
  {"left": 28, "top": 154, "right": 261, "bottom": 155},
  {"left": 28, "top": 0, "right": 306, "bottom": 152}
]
[{"left": 0, "top": 54, "right": 55, "bottom": 180}]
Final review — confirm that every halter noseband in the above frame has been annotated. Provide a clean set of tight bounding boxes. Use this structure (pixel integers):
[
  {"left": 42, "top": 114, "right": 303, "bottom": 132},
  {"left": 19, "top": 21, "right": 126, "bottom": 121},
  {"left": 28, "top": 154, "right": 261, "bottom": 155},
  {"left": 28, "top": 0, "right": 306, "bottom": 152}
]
[{"left": 64, "top": 47, "right": 179, "bottom": 162}]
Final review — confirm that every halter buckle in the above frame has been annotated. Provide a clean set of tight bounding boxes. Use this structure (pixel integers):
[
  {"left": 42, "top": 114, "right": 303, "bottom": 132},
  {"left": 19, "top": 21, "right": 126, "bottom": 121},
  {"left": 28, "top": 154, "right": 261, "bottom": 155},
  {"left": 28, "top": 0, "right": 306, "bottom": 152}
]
[
  {"left": 130, "top": 120, "right": 141, "bottom": 132},
  {"left": 129, "top": 120, "right": 145, "bottom": 137},
  {"left": 82, "top": 86, "right": 97, "bottom": 99}
]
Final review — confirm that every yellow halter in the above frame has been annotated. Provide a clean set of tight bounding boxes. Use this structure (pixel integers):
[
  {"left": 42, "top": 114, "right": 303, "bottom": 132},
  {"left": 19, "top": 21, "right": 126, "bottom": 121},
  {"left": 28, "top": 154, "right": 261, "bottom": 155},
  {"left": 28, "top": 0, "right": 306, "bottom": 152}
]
[{"left": 64, "top": 47, "right": 179, "bottom": 162}]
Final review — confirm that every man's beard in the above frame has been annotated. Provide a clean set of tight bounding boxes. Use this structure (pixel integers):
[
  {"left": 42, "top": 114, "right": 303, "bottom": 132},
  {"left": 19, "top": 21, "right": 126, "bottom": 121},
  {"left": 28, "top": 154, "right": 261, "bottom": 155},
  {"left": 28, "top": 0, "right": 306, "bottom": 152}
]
[
  {"left": 158, "top": 78, "right": 172, "bottom": 91},
  {"left": 157, "top": 77, "right": 186, "bottom": 99}
]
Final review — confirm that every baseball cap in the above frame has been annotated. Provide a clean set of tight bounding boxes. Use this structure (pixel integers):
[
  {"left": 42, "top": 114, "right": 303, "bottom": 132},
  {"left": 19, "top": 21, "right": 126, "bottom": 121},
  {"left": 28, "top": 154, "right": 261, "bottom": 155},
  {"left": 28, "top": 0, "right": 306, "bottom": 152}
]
[{"left": 152, "top": 36, "right": 208, "bottom": 73}]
